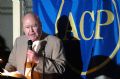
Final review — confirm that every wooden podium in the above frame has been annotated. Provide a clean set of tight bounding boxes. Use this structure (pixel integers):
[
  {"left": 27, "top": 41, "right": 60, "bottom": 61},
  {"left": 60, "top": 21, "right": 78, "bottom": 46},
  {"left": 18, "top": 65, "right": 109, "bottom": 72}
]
[
  {"left": 0, "top": 73, "right": 63, "bottom": 79},
  {"left": 0, "top": 75, "right": 22, "bottom": 79},
  {"left": 32, "top": 71, "right": 62, "bottom": 79}
]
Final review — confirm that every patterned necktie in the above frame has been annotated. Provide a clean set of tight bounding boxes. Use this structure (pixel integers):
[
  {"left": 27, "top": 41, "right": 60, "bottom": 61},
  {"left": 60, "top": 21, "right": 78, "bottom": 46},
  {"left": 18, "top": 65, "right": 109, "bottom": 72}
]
[
  {"left": 25, "top": 58, "right": 34, "bottom": 79},
  {"left": 25, "top": 40, "right": 40, "bottom": 79}
]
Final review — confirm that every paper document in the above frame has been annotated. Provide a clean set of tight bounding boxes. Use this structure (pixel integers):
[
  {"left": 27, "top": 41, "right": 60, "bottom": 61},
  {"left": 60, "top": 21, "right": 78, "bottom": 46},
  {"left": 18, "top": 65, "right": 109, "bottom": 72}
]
[{"left": 1, "top": 69, "right": 25, "bottom": 78}]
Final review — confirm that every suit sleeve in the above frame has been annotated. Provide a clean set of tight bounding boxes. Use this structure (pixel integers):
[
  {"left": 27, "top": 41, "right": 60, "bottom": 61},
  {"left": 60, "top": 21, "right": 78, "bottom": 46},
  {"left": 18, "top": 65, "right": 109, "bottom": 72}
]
[{"left": 5, "top": 39, "right": 17, "bottom": 72}]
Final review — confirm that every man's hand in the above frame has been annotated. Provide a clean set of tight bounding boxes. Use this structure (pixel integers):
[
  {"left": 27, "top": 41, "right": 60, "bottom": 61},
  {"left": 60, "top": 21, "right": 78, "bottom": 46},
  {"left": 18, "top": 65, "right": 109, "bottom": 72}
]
[{"left": 27, "top": 50, "right": 39, "bottom": 63}]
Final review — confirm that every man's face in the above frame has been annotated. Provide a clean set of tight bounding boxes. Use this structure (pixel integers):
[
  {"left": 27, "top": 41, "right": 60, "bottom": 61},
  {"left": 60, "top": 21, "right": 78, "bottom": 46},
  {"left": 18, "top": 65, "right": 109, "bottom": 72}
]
[{"left": 22, "top": 14, "right": 41, "bottom": 41}]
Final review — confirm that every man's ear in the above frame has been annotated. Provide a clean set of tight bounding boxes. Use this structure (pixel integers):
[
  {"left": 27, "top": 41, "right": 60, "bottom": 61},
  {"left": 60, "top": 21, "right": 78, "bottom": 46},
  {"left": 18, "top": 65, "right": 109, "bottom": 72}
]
[
  {"left": 22, "top": 32, "right": 25, "bottom": 35},
  {"left": 22, "top": 28, "right": 25, "bottom": 35}
]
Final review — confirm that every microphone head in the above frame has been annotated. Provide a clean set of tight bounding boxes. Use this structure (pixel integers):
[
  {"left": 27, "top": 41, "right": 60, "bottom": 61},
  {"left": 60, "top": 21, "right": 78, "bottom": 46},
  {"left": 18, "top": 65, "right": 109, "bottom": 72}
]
[
  {"left": 40, "top": 41, "right": 47, "bottom": 51},
  {"left": 41, "top": 41, "right": 47, "bottom": 47},
  {"left": 28, "top": 40, "right": 33, "bottom": 50}
]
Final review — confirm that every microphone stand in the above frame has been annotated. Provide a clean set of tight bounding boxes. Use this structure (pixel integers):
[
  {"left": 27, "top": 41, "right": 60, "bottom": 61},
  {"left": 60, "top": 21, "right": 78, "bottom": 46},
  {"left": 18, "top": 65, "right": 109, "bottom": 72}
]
[
  {"left": 39, "top": 41, "right": 47, "bottom": 79},
  {"left": 42, "top": 50, "right": 45, "bottom": 79}
]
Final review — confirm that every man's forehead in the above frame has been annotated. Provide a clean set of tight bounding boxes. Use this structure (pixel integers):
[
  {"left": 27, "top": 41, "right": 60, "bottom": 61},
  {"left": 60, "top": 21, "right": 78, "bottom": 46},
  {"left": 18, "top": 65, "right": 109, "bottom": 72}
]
[{"left": 23, "top": 14, "right": 35, "bottom": 20}]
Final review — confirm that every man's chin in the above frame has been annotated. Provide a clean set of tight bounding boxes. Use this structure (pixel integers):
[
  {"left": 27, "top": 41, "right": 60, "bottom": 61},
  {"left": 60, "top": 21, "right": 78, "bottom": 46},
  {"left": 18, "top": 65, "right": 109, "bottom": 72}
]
[{"left": 28, "top": 37, "right": 37, "bottom": 42}]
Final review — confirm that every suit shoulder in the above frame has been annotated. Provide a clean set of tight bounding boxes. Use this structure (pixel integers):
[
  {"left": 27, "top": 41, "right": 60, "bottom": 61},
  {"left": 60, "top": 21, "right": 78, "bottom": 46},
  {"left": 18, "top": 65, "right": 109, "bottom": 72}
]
[
  {"left": 47, "top": 35, "right": 61, "bottom": 41},
  {"left": 15, "top": 35, "right": 28, "bottom": 43},
  {"left": 16, "top": 35, "right": 27, "bottom": 40}
]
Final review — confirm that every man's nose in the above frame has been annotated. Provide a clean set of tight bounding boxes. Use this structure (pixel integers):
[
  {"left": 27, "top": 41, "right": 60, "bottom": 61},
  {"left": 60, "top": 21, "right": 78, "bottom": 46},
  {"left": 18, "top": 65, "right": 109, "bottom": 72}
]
[{"left": 29, "top": 27, "right": 34, "bottom": 32}]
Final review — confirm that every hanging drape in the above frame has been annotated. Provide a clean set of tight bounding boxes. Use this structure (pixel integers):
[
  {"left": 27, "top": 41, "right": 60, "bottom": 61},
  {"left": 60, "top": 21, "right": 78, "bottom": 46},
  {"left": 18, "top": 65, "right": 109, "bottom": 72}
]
[{"left": 32, "top": 0, "right": 120, "bottom": 78}]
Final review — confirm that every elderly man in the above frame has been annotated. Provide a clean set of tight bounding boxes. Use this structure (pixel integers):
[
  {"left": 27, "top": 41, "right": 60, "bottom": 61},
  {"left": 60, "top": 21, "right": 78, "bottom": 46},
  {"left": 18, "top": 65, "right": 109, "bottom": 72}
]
[{"left": 5, "top": 12, "right": 66, "bottom": 79}]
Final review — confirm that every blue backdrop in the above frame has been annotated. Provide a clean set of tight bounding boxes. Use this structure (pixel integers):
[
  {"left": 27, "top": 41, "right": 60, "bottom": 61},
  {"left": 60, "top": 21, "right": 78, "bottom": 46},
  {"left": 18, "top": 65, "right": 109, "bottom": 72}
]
[{"left": 32, "top": 0, "right": 120, "bottom": 78}]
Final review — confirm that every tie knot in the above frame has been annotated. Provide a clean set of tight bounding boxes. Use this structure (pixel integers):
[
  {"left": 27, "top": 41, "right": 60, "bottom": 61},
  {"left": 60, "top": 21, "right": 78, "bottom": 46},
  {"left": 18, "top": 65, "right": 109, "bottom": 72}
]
[{"left": 25, "top": 61, "right": 34, "bottom": 68}]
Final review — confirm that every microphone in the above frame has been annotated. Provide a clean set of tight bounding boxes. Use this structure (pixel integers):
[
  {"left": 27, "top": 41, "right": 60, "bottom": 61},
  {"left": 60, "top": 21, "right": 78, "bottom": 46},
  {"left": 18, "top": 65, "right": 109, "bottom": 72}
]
[
  {"left": 39, "top": 41, "right": 47, "bottom": 52},
  {"left": 28, "top": 40, "right": 33, "bottom": 50}
]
